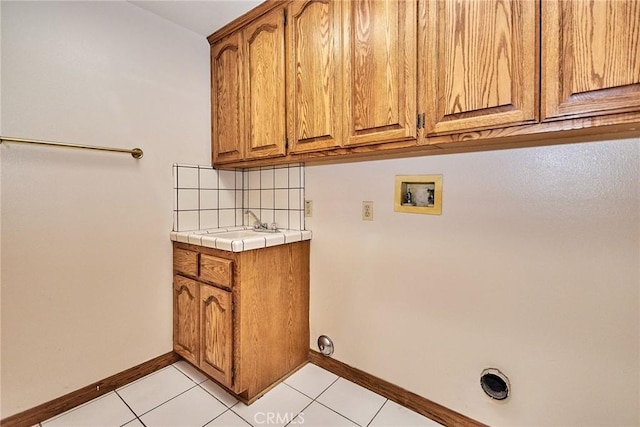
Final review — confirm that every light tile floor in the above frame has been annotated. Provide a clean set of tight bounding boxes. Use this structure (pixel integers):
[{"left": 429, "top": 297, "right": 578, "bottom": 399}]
[{"left": 39, "top": 361, "right": 443, "bottom": 427}]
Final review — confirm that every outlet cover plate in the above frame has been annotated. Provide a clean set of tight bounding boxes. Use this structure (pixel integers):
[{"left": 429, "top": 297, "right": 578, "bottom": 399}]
[
  {"left": 362, "top": 201, "right": 373, "bottom": 221},
  {"left": 305, "top": 200, "right": 313, "bottom": 217}
]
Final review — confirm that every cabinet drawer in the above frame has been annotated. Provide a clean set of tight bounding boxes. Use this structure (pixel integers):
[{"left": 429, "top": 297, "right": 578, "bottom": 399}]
[
  {"left": 174, "top": 248, "right": 199, "bottom": 276},
  {"left": 200, "top": 254, "right": 233, "bottom": 288}
]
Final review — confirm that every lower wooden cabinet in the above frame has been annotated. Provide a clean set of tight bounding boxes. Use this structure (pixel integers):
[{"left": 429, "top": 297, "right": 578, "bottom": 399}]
[
  {"left": 172, "top": 240, "right": 310, "bottom": 403},
  {"left": 199, "top": 284, "right": 233, "bottom": 387},
  {"left": 173, "top": 275, "right": 199, "bottom": 367}
]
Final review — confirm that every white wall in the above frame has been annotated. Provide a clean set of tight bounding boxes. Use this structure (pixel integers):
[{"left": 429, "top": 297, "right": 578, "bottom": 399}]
[
  {"left": 306, "top": 138, "right": 640, "bottom": 426},
  {"left": 0, "top": 1, "right": 210, "bottom": 417},
  {"left": 2, "top": 2, "right": 639, "bottom": 425}
]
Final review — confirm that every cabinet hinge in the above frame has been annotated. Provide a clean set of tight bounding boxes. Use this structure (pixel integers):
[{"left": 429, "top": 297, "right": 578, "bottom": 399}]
[
  {"left": 285, "top": 137, "right": 289, "bottom": 150},
  {"left": 284, "top": 12, "right": 287, "bottom": 26},
  {"left": 417, "top": 113, "right": 426, "bottom": 130}
]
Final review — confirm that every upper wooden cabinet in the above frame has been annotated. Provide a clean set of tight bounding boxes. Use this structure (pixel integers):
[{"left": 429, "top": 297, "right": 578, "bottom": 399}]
[
  {"left": 542, "top": 0, "right": 640, "bottom": 121},
  {"left": 286, "top": 0, "right": 343, "bottom": 153},
  {"left": 342, "top": 0, "right": 417, "bottom": 146},
  {"left": 209, "top": 0, "right": 640, "bottom": 167},
  {"left": 211, "top": 32, "right": 244, "bottom": 163},
  {"left": 243, "top": 7, "right": 287, "bottom": 159},
  {"left": 420, "top": 0, "right": 538, "bottom": 136}
]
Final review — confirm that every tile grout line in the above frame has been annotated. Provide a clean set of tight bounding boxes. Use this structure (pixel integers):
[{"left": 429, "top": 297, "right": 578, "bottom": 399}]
[
  {"left": 216, "top": 166, "right": 220, "bottom": 229},
  {"left": 199, "top": 407, "right": 234, "bottom": 427},
  {"left": 301, "top": 166, "right": 305, "bottom": 230},
  {"left": 130, "top": 382, "right": 201, "bottom": 420},
  {"left": 365, "top": 398, "right": 389, "bottom": 427},
  {"left": 282, "top": 375, "right": 367, "bottom": 426},
  {"left": 195, "top": 381, "right": 239, "bottom": 411},
  {"left": 284, "top": 371, "right": 390, "bottom": 427},
  {"left": 283, "top": 398, "right": 315, "bottom": 427},
  {"left": 228, "top": 406, "right": 255, "bottom": 427},
  {"left": 305, "top": 374, "right": 365, "bottom": 427},
  {"left": 118, "top": 364, "right": 173, "bottom": 391},
  {"left": 236, "top": 169, "right": 239, "bottom": 225},
  {"left": 280, "top": 376, "right": 336, "bottom": 402},
  {"left": 176, "top": 166, "right": 180, "bottom": 231},
  {"left": 284, "top": 376, "right": 364, "bottom": 427},
  {"left": 287, "top": 165, "right": 291, "bottom": 230},
  {"left": 114, "top": 389, "right": 146, "bottom": 427},
  {"left": 172, "top": 363, "right": 208, "bottom": 386},
  {"left": 311, "top": 399, "right": 364, "bottom": 427},
  {"left": 120, "top": 366, "right": 201, "bottom": 420},
  {"left": 258, "top": 167, "right": 262, "bottom": 224}
]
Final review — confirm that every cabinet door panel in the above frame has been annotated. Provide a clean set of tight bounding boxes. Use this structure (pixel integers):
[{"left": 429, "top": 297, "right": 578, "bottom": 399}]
[
  {"left": 287, "top": 0, "right": 342, "bottom": 153},
  {"left": 343, "top": 0, "right": 416, "bottom": 146},
  {"left": 173, "top": 276, "right": 199, "bottom": 365},
  {"left": 212, "top": 32, "right": 244, "bottom": 163},
  {"left": 542, "top": 0, "right": 640, "bottom": 120},
  {"left": 422, "top": 0, "right": 538, "bottom": 136},
  {"left": 244, "top": 8, "right": 287, "bottom": 159},
  {"left": 200, "top": 285, "right": 233, "bottom": 387}
]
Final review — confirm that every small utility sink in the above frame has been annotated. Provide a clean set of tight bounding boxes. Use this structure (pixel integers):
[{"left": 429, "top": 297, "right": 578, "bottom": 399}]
[
  {"left": 209, "top": 229, "right": 277, "bottom": 240},
  {"left": 171, "top": 227, "right": 311, "bottom": 252}
]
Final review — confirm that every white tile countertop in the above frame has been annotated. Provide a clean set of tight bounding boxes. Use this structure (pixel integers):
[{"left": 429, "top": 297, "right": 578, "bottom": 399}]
[{"left": 170, "top": 226, "right": 312, "bottom": 252}]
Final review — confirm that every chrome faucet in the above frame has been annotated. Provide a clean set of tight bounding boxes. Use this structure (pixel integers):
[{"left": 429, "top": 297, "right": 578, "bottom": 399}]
[
  {"left": 245, "top": 210, "right": 280, "bottom": 232},
  {"left": 245, "top": 210, "right": 268, "bottom": 230}
]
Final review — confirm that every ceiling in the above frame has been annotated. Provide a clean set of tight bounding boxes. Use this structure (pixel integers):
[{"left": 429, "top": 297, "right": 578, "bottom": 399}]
[{"left": 129, "top": 0, "right": 263, "bottom": 37}]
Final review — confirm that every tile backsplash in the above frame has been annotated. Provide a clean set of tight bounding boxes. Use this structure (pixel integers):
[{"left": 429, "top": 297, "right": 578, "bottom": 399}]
[{"left": 173, "top": 164, "right": 305, "bottom": 232}]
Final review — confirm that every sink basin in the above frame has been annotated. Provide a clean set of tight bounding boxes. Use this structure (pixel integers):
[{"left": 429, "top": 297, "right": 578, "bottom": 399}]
[{"left": 207, "top": 229, "right": 277, "bottom": 240}]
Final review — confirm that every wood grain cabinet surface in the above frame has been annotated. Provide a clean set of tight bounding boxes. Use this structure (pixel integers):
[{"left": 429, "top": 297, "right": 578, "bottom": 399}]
[
  {"left": 208, "top": 0, "right": 640, "bottom": 167},
  {"left": 199, "top": 284, "right": 233, "bottom": 387},
  {"left": 243, "top": 6, "right": 287, "bottom": 160},
  {"left": 173, "top": 275, "right": 200, "bottom": 367},
  {"left": 542, "top": 0, "right": 640, "bottom": 121},
  {"left": 286, "top": 0, "right": 343, "bottom": 153},
  {"left": 420, "top": 0, "right": 538, "bottom": 136},
  {"left": 172, "top": 241, "right": 310, "bottom": 403},
  {"left": 342, "top": 0, "right": 417, "bottom": 147},
  {"left": 211, "top": 4, "right": 287, "bottom": 164},
  {"left": 211, "top": 32, "right": 244, "bottom": 163}
]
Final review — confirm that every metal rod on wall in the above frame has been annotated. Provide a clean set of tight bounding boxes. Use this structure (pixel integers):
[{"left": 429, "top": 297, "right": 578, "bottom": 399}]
[{"left": 0, "top": 136, "right": 144, "bottom": 159}]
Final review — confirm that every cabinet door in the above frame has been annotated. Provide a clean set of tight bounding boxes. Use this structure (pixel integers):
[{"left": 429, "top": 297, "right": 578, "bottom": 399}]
[
  {"left": 421, "top": 0, "right": 538, "bottom": 136},
  {"left": 200, "top": 284, "right": 233, "bottom": 387},
  {"left": 244, "top": 7, "right": 287, "bottom": 159},
  {"left": 542, "top": 0, "right": 640, "bottom": 120},
  {"left": 211, "top": 32, "right": 244, "bottom": 163},
  {"left": 287, "top": 0, "right": 342, "bottom": 153},
  {"left": 173, "top": 276, "right": 199, "bottom": 366},
  {"left": 342, "top": 0, "right": 417, "bottom": 146}
]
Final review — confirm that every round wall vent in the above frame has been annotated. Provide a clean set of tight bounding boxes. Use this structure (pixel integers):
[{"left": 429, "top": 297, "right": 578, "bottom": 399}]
[{"left": 480, "top": 368, "right": 510, "bottom": 401}]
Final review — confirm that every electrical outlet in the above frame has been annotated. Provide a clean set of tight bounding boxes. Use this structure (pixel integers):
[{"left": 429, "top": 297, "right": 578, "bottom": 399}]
[
  {"left": 362, "top": 201, "right": 373, "bottom": 221},
  {"left": 305, "top": 200, "right": 313, "bottom": 217}
]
